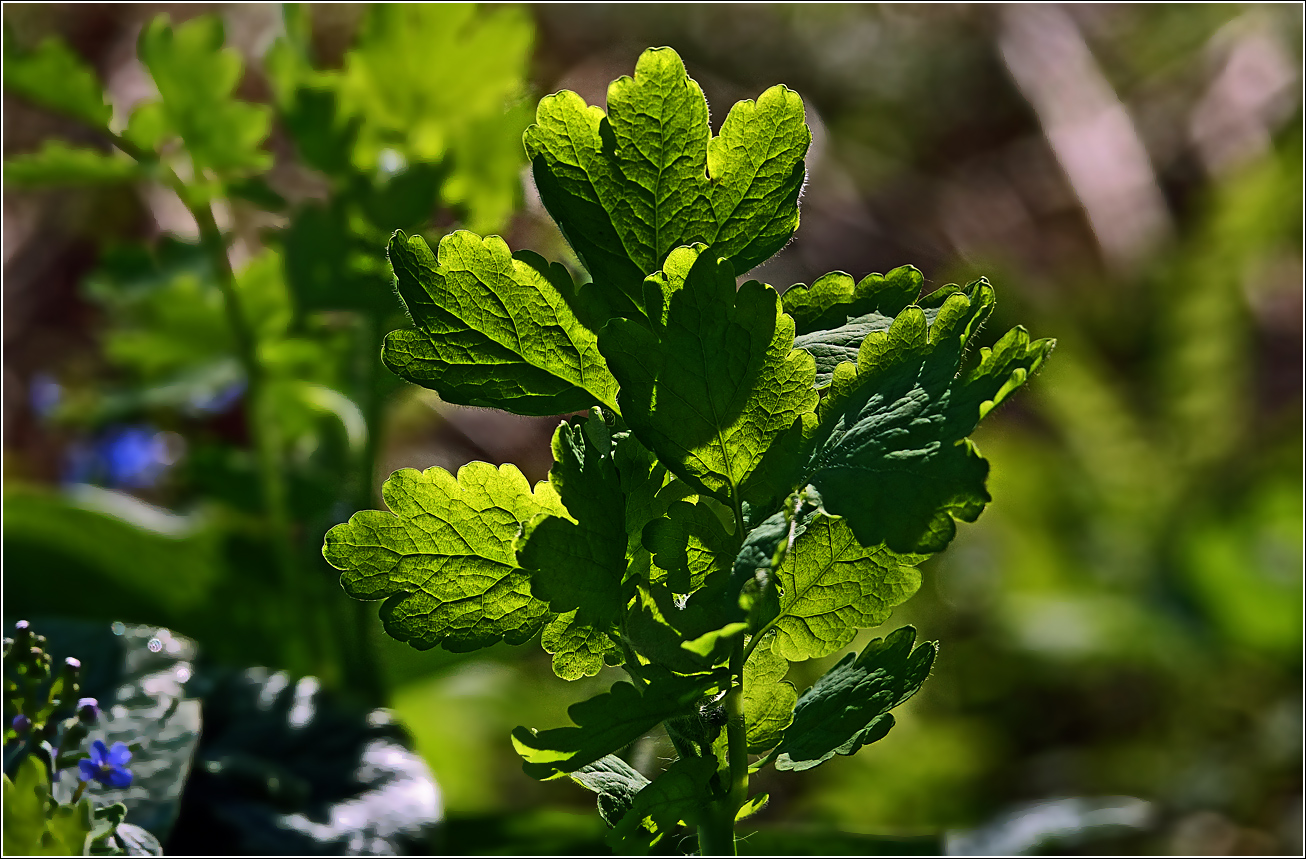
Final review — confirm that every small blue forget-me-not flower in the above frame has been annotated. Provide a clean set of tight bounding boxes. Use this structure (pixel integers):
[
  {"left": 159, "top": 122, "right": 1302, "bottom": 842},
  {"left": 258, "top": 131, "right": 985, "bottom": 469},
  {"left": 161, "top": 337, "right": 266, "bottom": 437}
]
[{"left": 79, "top": 740, "right": 133, "bottom": 788}]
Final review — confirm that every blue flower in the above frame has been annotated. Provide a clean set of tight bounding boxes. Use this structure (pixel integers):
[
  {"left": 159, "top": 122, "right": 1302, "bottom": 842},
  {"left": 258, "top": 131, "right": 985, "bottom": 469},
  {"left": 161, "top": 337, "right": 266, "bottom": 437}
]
[
  {"left": 11, "top": 714, "right": 31, "bottom": 734},
  {"left": 78, "top": 740, "right": 133, "bottom": 788}
]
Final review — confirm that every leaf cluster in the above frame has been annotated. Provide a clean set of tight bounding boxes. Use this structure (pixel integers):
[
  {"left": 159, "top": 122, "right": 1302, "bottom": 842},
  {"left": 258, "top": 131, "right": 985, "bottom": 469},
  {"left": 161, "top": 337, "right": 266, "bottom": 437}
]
[{"left": 323, "top": 47, "right": 1053, "bottom": 852}]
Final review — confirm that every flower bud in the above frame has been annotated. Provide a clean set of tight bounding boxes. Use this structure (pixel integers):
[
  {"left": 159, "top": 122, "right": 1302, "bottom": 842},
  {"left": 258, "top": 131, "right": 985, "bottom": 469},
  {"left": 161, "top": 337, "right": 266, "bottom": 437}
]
[
  {"left": 76, "top": 698, "right": 100, "bottom": 724},
  {"left": 11, "top": 714, "right": 31, "bottom": 734}
]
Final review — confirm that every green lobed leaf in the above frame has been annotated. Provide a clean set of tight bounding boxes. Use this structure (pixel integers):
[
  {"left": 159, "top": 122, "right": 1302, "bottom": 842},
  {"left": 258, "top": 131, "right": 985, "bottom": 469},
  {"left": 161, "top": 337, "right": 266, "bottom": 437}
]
[
  {"left": 781, "top": 265, "right": 922, "bottom": 335},
  {"left": 785, "top": 266, "right": 926, "bottom": 387},
  {"left": 2, "top": 756, "right": 51, "bottom": 856},
  {"left": 625, "top": 583, "right": 745, "bottom": 675},
  {"left": 3, "top": 35, "right": 111, "bottom": 127},
  {"left": 768, "top": 513, "right": 924, "bottom": 662},
  {"left": 525, "top": 46, "right": 809, "bottom": 320},
  {"left": 600, "top": 245, "right": 817, "bottom": 509},
  {"left": 136, "top": 14, "right": 271, "bottom": 173},
  {"left": 511, "top": 668, "right": 721, "bottom": 780},
  {"left": 42, "top": 801, "right": 96, "bottom": 856},
  {"left": 742, "top": 633, "right": 797, "bottom": 753},
  {"left": 775, "top": 626, "right": 936, "bottom": 772},
  {"left": 323, "top": 462, "right": 565, "bottom": 652},
  {"left": 614, "top": 433, "right": 697, "bottom": 586},
  {"left": 339, "top": 5, "right": 532, "bottom": 167},
  {"left": 643, "top": 499, "right": 736, "bottom": 595},
  {"left": 608, "top": 756, "right": 718, "bottom": 851},
  {"left": 4, "top": 141, "right": 141, "bottom": 187},
  {"left": 567, "top": 754, "right": 650, "bottom": 829},
  {"left": 800, "top": 279, "right": 1055, "bottom": 554},
  {"left": 384, "top": 230, "right": 621, "bottom": 416},
  {"left": 518, "top": 409, "right": 627, "bottom": 679}
]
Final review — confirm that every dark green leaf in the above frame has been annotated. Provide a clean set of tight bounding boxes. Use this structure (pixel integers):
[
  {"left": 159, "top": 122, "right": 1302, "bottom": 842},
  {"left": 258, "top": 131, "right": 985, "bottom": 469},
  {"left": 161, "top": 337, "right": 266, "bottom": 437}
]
[
  {"left": 283, "top": 203, "right": 395, "bottom": 314},
  {"left": 323, "top": 462, "right": 565, "bottom": 652},
  {"left": 801, "top": 280, "right": 1055, "bottom": 554},
  {"left": 517, "top": 410, "right": 626, "bottom": 677},
  {"left": 384, "top": 230, "right": 621, "bottom": 416},
  {"left": 526, "top": 47, "right": 809, "bottom": 318},
  {"left": 775, "top": 627, "right": 936, "bottom": 772},
  {"left": 609, "top": 756, "right": 717, "bottom": 850},
  {"left": 511, "top": 668, "right": 720, "bottom": 780},
  {"left": 167, "top": 667, "right": 441, "bottom": 854},
  {"left": 2, "top": 486, "right": 225, "bottom": 623}
]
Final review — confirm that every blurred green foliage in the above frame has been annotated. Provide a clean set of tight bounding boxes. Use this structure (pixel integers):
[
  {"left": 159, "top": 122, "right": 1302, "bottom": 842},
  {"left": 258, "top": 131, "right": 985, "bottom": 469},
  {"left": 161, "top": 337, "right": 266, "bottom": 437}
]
[{"left": 3, "top": 4, "right": 534, "bottom": 700}]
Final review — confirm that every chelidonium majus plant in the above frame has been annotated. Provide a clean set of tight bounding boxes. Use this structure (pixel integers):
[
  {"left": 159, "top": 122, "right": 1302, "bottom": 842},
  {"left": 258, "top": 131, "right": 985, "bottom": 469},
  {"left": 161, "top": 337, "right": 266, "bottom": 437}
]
[{"left": 324, "top": 47, "right": 1054, "bottom": 855}]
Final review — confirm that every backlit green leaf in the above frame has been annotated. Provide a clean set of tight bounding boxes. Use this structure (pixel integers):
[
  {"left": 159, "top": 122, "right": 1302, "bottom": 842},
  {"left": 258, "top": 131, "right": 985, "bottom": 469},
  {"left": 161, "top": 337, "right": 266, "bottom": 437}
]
[
  {"left": 323, "top": 462, "right": 565, "bottom": 652},
  {"left": 775, "top": 626, "right": 935, "bottom": 772},
  {"left": 4, "top": 140, "right": 141, "bottom": 187},
  {"left": 2, "top": 757, "right": 50, "bottom": 856},
  {"left": 3, "top": 35, "right": 111, "bottom": 127},
  {"left": 600, "top": 245, "right": 817, "bottom": 507},
  {"left": 384, "top": 230, "right": 620, "bottom": 416},
  {"left": 801, "top": 280, "right": 1055, "bottom": 554},
  {"left": 781, "top": 266, "right": 922, "bottom": 334},
  {"left": 526, "top": 47, "right": 808, "bottom": 319},
  {"left": 785, "top": 266, "right": 924, "bottom": 387},
  {"left": 136, "top": 14, "right": 271, "bottom": 173},
  {"left": 768, "top": 513, "right": 924, "bottom": 662},
  {"left": 742, "top": 633, "right": 796, "bottom": 753}
]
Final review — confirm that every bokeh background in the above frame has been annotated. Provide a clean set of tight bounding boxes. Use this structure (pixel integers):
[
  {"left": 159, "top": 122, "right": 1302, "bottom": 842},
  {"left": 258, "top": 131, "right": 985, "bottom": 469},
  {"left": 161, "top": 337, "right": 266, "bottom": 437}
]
[{"left": 3, "top": 3, "right": 1302, "bottom": 854}]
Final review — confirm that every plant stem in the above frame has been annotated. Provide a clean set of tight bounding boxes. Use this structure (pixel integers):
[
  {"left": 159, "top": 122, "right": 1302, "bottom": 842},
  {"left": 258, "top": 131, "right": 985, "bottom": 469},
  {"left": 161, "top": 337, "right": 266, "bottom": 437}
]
[
  {"left": 189, "top": 198, "right": 326, "bottom": 680},
  {"left": 342, "top": 310, "right": 388, "bottom": 706},
  {"left": 105, "top": 132, "right": 331, "bottom": 679},
  {"left": 697, "top": 486, "right": 752, "bottom": 856}
]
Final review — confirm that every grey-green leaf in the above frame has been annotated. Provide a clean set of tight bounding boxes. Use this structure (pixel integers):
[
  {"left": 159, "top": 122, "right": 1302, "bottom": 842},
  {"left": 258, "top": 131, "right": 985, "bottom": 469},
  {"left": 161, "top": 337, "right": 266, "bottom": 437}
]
[
  {"left": 801, "top": 280, "right": 1055, "bottom": 554},
  {"left": 384, "top": 230, "right": 620, "bottom": 416},
  {"left": 323, "top": 462, "right": 565, "bottom": 652},
  {"left": 525, "top": 46, "right": 809, "bottom": 319},
  {"left": 775, "top": 626, "right": 936, "bottom": 772},
  {"left": 600, "top": 245, "right": 817, "bottom": 508},
  {"left": 568, "top": 754, "right": 650, "bottom": 828}
]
